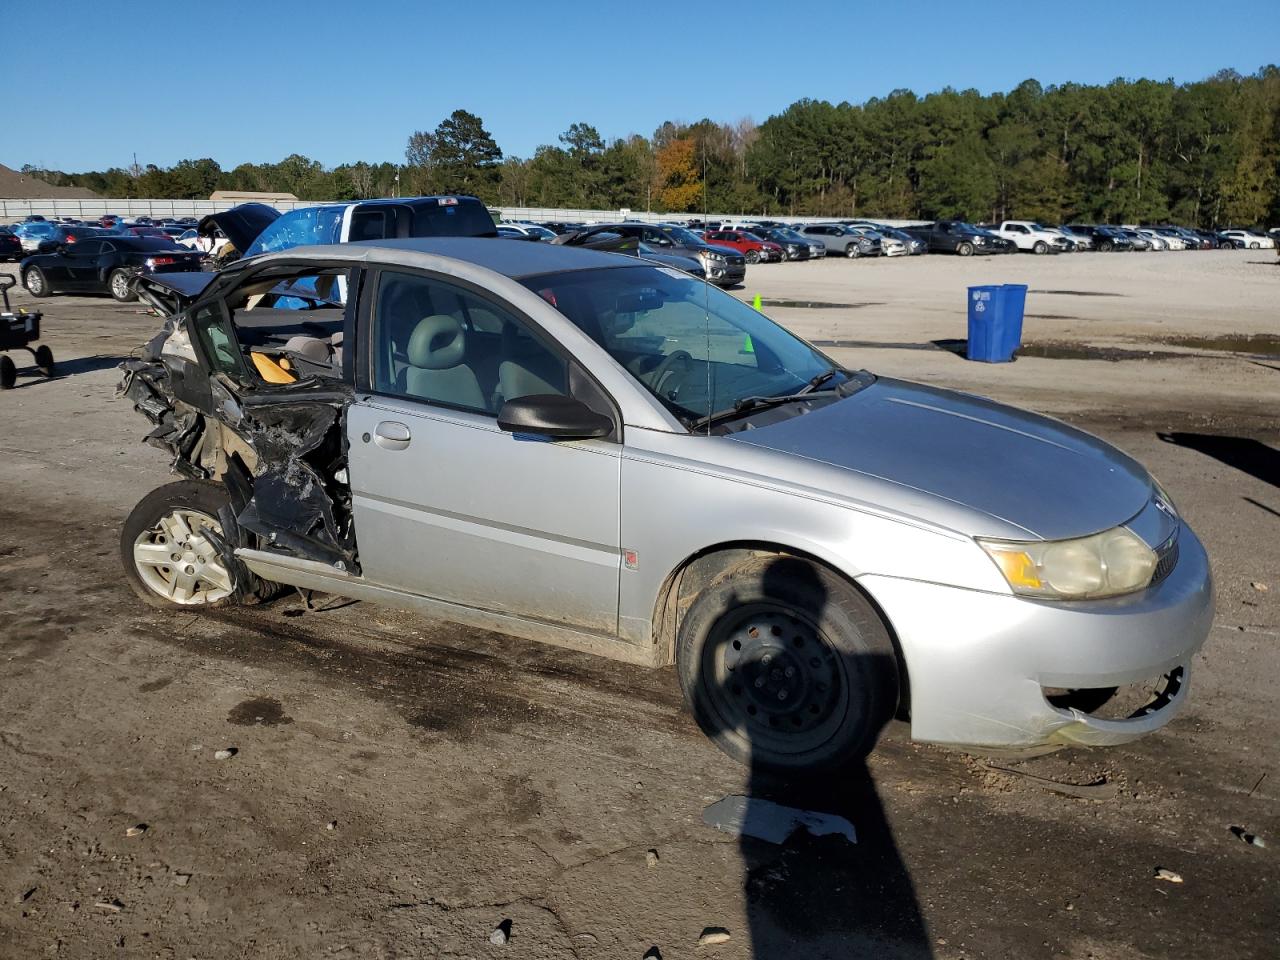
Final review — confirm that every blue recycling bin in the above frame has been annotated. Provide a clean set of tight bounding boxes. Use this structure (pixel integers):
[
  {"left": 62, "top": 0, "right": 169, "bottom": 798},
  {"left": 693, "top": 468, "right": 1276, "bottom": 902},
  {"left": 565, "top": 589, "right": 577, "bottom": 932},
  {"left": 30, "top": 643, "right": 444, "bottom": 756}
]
[{"left": 966, "top": 284, "right": 1028, "bottom": 362}]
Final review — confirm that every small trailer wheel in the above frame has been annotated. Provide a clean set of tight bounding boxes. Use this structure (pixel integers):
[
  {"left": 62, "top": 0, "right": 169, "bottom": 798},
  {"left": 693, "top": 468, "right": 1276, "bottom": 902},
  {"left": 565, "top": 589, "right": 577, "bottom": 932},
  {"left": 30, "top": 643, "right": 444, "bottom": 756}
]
[
  {"left": 0, "top": 354, "right": 16, "bottom": 390},
  {"left": 34, "top": 344, "right": 54, "bottom": 376}
]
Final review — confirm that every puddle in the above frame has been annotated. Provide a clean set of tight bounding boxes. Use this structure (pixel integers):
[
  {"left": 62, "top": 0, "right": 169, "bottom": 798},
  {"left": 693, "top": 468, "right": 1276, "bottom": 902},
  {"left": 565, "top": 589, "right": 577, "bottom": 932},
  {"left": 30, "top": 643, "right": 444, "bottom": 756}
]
[
  {"left": 1016, "top": 342, "right": 1185, "bottom": 361},
  {"left": 1161, "top": 334, "right": 1280, "bottom": 356},
  {"left": 1030, "top": 289, "right": 1125, "bottom": 297},
  {"left": 227, "top": 696, "right": 294, "bottom": 726},
  {"left": 757, "top": 299, "right": 885, "bottom": 310}
]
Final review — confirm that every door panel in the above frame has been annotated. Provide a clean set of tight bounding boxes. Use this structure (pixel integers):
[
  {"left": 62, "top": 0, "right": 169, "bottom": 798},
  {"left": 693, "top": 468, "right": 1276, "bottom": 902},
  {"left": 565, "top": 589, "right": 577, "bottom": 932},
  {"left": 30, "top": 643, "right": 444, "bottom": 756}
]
[{"left": 346, "top": 397, "right": 622, "bottom": 633}]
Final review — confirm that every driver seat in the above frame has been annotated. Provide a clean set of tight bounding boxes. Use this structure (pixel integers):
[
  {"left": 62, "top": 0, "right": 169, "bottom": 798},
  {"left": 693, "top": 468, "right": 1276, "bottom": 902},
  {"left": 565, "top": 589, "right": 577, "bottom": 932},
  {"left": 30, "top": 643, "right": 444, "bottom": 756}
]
[{"left": 404, "top": 314, "right": 485, "bottom": 409}]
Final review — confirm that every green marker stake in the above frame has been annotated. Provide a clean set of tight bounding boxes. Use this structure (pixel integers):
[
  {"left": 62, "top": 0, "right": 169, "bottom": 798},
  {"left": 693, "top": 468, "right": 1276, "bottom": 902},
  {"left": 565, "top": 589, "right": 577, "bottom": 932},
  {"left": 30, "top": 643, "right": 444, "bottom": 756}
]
[
  {"left": 753, "top": 294, "right": 762, "bottom": 311},
  {"left": 743, "top": 334, "right": 755, "bottom": 354}
]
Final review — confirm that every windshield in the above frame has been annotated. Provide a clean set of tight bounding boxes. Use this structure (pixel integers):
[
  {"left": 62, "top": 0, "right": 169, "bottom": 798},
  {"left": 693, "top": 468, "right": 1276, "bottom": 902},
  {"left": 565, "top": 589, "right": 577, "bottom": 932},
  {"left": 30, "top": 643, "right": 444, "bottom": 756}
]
[
  {"left": 656, "top": 225, "right": 704, "bottom": 246},
  {"left": 521, "top": 265, "right": 839, "bottom": 426}
]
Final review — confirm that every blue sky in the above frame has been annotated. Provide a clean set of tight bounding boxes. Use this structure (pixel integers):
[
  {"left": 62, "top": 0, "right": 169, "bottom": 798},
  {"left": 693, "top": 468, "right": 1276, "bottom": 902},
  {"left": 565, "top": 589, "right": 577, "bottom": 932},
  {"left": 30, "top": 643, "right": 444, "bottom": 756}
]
[{"left": 11, "top": 1, "right": 1278, "bottom": 172}]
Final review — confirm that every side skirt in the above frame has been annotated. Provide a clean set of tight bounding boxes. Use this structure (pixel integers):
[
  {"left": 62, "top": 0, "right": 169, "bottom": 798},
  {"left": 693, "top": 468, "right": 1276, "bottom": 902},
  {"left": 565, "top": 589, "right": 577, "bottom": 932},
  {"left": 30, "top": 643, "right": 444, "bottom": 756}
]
[{"left": 236, "top": 548, "right": 663, "bottom": 667}]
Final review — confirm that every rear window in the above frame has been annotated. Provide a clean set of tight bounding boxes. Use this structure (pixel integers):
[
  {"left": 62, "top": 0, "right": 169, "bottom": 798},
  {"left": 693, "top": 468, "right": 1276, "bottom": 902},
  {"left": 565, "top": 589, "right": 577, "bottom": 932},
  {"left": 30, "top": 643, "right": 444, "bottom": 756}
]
[
  {"left": 115, "top": 236, "right": 187, "bottom": 251},
  {"left": 407, "top": 199, "right": 497, "bottom": 238}
]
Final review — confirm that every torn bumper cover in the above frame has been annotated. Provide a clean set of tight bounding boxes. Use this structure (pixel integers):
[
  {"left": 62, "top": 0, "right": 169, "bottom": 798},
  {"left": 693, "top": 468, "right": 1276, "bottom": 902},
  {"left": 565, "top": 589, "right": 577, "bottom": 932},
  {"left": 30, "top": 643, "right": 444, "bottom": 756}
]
[
  {"left": 118, "top": 306, "right": 359, "bottom": 574},
  {"left": 856, "top": 525, "right": 1214, "bottom": 749}
]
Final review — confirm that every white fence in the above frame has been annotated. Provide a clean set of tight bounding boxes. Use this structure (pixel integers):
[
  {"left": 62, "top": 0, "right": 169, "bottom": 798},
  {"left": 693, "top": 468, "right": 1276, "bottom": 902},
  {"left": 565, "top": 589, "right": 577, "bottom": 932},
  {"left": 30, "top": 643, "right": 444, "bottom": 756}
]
[{"left": 2, "top": 197, "right": 920, "bottom": 228}]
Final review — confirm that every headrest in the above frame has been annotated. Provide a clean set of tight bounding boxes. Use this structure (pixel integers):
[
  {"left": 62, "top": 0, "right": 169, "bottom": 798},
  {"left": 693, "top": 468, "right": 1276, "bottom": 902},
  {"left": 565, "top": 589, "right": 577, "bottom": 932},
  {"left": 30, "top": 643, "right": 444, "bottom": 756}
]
[{"left": 407, "top": 314, "right": 466, "bottom": 370}]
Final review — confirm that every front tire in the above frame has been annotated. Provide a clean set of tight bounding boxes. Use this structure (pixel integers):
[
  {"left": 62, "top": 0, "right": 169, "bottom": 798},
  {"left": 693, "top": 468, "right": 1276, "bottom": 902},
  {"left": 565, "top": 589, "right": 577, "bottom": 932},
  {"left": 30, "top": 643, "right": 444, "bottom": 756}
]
[
  {"left": 744, "top": 249, "right": 760, "bottom": 264},
  {"left": 676, "top": 556, "right": 899, "bottom": 776},
  {"left": 1033, "top": 241, "right": 1048, "bottom": 255},
  {"left": 956, "top": 242, "right": 973, "bottom": 257},
  {"left": 109, "top": 268, "right": 137, "bottom": 302},
  {"left": 0, "top": 355, "right": 15, "bottom": 390},
  {"left": 844, "top": 244, "right": 860, "bottom": 259},
  {"left": 23, "top": 267, "right": 50, "bottom": 297},
  {"left": 121, "top": 481, "right": 242, "bottom": 609}
]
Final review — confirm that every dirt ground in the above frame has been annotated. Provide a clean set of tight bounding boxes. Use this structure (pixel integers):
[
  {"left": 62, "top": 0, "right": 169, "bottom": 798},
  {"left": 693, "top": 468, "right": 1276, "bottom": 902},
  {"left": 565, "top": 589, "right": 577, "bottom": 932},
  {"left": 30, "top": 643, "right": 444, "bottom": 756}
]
[{"left": 0, "top": 250, "right": 1277, "bottom": 960}]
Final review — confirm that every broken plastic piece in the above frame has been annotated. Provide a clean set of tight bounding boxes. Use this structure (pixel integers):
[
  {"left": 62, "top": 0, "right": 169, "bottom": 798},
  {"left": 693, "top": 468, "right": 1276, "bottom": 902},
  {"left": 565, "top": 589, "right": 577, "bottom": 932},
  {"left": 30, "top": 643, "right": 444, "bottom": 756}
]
[{"left": 701, "top": 795, "right": 856, "bottom": 845}]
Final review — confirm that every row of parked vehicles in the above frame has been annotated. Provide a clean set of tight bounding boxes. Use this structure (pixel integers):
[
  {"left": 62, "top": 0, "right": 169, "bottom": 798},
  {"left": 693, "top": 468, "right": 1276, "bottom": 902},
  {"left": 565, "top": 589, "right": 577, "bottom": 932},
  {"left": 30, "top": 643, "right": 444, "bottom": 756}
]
[{"left": 9, "top": 199, "right": 1277, "bottom": 302}]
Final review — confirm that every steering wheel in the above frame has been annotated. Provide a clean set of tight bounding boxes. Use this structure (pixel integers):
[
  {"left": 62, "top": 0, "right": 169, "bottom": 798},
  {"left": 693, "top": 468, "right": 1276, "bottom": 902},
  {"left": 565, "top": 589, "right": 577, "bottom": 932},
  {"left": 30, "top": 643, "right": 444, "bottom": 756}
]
[{"left": 649, "top": 349, "right": 694, "bottom": 400}]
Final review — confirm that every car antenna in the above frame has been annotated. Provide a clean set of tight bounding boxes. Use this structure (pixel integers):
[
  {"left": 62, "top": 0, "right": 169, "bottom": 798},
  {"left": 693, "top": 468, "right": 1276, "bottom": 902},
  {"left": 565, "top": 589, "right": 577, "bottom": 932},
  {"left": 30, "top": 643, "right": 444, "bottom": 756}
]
[{"left": 702, "top": 140, "right": 712, "bottom": 436}]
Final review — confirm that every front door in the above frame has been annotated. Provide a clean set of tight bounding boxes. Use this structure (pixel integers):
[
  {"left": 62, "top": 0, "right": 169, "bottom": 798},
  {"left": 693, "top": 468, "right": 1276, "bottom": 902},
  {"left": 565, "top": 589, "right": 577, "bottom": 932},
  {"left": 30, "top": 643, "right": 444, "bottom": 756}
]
[
  {"left": 64, "top": 240, "right": 104, "bottom": 288},
  {"left": 346, "top": 269, "right": 622, "bottom": 634}
]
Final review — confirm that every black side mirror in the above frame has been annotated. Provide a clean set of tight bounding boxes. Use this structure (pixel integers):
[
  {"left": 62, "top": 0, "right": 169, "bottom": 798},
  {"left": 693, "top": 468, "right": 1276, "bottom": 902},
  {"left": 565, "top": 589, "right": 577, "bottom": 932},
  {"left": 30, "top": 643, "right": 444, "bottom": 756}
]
[{"left": 497, "top": 394, "right": 613, "bottom": 440}]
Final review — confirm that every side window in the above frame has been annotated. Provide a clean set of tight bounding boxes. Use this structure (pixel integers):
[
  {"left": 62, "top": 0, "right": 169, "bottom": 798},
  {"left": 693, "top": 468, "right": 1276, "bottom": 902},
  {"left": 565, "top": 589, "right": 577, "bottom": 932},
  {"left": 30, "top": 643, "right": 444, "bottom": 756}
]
[
  {"left": 73, "top": 240, "right": 102, "bottom": 256},
  {"left": 191, "top": 302, "right": 249, "bottom": 380},
  {"left": 372, "top": 271, "right": 567, "bottom": 416}
]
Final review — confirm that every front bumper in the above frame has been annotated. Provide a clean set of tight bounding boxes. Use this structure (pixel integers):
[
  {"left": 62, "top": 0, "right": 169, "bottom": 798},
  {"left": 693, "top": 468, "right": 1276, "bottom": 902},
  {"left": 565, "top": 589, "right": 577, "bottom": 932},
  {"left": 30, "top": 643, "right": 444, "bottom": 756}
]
[
  {"left": 859, "top": 526, "right": 1214, "bottom": 749},
  {"left": 705, "top": 261, "right": 746, "bottom": 286}
]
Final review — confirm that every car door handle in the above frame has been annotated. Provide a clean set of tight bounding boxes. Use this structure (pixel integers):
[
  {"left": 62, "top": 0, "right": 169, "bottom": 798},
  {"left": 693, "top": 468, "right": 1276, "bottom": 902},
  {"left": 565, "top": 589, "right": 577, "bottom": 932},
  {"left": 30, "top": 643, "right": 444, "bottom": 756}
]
[{"left": 373, "top": 421, "right": 411, "bottom": 451}]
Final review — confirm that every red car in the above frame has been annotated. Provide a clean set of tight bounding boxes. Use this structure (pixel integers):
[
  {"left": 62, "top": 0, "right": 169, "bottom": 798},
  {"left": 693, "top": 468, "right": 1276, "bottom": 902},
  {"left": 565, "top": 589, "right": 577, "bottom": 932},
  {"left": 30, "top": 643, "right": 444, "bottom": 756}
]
[{"left": 702, "top": 229, "right": 784, "bottom": 263}]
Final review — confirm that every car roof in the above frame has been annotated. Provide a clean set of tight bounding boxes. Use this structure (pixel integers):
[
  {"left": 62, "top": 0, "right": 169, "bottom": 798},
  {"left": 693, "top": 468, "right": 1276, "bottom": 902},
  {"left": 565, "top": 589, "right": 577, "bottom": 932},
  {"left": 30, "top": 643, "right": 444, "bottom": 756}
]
[{"left": 327, "top": 236, "right": 640, "bottom": 278}]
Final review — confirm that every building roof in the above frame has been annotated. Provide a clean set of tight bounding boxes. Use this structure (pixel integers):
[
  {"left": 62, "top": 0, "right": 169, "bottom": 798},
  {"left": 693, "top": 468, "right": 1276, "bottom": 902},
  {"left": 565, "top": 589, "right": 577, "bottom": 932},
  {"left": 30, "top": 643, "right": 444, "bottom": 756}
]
[
  {"left": 209, "top": 190, "right": 299, "bottom": 202},
  {"left": 0, "top": 164, "right": 99, "bottom": 199}
]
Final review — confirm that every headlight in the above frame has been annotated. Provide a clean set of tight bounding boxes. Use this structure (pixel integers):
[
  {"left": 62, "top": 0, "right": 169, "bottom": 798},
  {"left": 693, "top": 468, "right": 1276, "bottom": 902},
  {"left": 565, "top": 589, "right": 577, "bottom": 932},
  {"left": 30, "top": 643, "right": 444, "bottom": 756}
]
[
  {"left": 703, "top": 250, "right": 726, "bottom": 262},
  {"left": 973, "top": 236, "right": 986, "bottom": 244},
  {"left": 978, "top": 526, "right": 1158, "bottom": 600}
]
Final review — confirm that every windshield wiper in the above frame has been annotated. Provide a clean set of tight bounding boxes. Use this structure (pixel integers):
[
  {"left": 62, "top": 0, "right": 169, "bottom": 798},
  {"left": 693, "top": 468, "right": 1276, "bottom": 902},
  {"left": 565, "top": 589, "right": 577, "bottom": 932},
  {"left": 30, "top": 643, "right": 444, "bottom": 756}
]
[{"left": 688, "top": 368, "right": 847, "bottom": 432}]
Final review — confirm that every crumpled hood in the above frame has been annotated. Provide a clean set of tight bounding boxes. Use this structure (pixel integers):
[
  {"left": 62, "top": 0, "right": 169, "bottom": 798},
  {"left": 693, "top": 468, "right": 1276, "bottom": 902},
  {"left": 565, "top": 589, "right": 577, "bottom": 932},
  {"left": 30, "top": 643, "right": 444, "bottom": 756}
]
[{"left": 728, "top": 378, "right": 1153, "bottom": 540}]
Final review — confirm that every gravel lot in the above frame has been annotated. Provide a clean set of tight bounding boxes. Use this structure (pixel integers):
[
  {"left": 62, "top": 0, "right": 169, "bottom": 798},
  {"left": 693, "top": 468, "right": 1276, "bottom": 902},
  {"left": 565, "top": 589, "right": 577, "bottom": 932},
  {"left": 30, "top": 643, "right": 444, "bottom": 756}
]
[{"left": 1, "top": 250, "right": 1277, "bottom": 959}]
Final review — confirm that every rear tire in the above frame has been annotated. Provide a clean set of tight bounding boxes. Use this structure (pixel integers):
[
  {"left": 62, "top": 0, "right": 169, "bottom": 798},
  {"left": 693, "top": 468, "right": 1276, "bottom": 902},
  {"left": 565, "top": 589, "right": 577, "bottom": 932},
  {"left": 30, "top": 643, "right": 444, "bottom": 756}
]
[
  {"left": 121, "top": 481, "right": 244, "bottom": 610},
  {"left": 34, "top": 344, "right": 54, "bottom": 376},
  {"left": 676, "top": 556, "right": 899, "bottom": 776},
  {"left": 109, "top": 268, "right": 137, "bottom": 302},
  {"left": 23, "top": 267, "right": 50, "bottom": 297},
  {"left": 956, "top": 242, "right": 973, "bottom": 257}
]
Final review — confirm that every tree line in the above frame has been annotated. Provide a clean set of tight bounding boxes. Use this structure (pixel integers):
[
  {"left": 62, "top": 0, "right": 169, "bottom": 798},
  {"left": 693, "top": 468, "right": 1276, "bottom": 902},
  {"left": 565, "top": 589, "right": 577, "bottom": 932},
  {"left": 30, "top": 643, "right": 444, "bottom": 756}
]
[{"left": 27, "top": 66, "right": 1280, "bottom": 227}]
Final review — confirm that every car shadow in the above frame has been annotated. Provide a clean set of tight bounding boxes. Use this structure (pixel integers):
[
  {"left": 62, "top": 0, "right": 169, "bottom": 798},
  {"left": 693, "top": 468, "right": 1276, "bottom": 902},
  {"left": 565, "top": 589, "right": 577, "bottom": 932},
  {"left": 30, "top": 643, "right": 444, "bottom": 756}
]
[
  {"left": 5, "top": 353, "right": 128, "bottom": 389},
  {"left": 1157, "top": 432, "right": 1279, "bottom": 489},
  {"left": 693, "top": 557, "right": 932, "bottom": 958}
]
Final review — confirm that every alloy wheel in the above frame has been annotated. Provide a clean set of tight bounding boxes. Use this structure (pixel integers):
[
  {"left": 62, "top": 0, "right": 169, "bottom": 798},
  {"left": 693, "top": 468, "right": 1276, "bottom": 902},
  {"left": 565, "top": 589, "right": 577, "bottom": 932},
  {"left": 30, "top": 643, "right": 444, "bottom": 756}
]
[{"left": 132, "top": 508, "right": 234, "bottom": 605}]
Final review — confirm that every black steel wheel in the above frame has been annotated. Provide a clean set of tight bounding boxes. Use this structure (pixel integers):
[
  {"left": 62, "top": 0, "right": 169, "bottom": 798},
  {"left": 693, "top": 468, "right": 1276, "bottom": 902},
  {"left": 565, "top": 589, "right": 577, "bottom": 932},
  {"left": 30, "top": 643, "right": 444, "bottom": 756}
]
[
  {"left": 0, "top": 354, "right": 15, "bottom": 389},
  {"left": 676, "top": 556, "right": 898, "bottom": 775}
]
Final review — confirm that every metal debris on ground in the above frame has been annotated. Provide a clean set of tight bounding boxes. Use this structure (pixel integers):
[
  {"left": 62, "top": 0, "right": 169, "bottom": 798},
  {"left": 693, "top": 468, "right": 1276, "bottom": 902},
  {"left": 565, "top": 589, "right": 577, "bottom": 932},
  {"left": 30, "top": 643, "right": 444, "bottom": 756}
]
[
  {"left": 1230, "top": 826, "right": 1267, "bottom": 848},
  {"left": 985, "top": 763, "right": 1120, "bottom": 800},
  {"left": 1250, "top": 581, "right": 1269, "bottom": 592},
  {"left": 326, "top": 820, "right": 338, "bottom": 831},
  {"left": 702, "top": 795, "right": 856, "bottom": 845},
  {"left": 14, "top": 887, "right": 36, "bottom": 904},
  {"left": 125, "top": 824, "right": 147, "bottom": 838},
  {"left": 172, "top": 873, "right": 191, "bottom": 887},
  {"left": 645, "top": 849, "right": 659, "bottom": 868},
  {"left": 213, "top": 747, "right": 238, "bottom": 761},
  {"left": 697, "top": 927, "right": 732, "bottom": 946},
  {"left": 1154, "top": 868, "right": 1184, "bottom": 883},
  {"left": 93, "top": 899, "right": 124, "bottom": 912}
]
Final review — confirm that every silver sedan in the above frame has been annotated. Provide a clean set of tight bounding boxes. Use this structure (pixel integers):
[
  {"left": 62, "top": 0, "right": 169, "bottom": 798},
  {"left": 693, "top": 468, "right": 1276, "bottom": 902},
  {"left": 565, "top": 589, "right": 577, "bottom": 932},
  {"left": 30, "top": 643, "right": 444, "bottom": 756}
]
[{"left": 119, "top": 239, "right": 1214, "bottom": 775}]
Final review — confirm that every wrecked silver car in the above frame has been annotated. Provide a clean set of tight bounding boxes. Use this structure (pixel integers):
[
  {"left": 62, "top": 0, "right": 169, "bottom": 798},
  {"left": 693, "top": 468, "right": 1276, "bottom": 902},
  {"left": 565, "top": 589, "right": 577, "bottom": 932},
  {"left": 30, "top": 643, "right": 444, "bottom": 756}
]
[{"left": 119, "top": 238, "right": 1214, "bottom": 773}]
